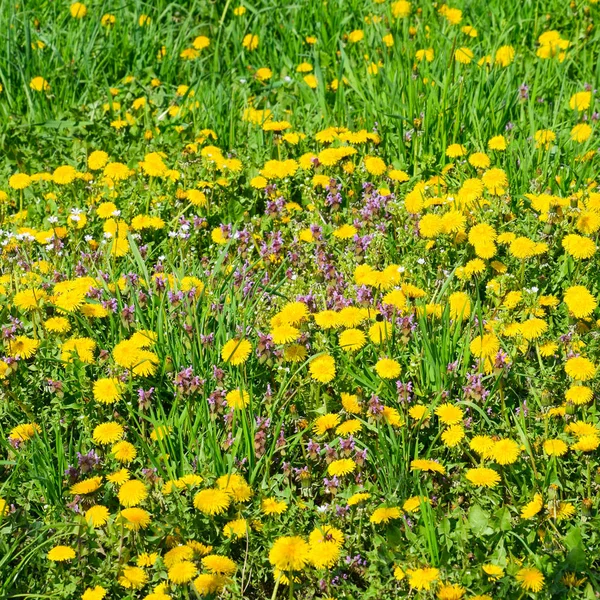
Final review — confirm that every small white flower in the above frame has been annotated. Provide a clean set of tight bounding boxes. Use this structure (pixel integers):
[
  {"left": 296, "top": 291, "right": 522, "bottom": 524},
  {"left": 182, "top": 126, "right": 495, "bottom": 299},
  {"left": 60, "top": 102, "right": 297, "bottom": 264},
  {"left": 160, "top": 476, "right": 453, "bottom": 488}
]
[{"left": 417, "top": 258, "right": 425, "bottom": 265}]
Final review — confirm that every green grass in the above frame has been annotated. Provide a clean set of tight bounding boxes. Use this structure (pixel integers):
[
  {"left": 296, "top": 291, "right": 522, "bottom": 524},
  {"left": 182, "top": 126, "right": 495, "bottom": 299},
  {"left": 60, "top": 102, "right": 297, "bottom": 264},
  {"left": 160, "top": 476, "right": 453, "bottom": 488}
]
[{"left": 1, "top": 0, "right": 600, "bottom": 598}]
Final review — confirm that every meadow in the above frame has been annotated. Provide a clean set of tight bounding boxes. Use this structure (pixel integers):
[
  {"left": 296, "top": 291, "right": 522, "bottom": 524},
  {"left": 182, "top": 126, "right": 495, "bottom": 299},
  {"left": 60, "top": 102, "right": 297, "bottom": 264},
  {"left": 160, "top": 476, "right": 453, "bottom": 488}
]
[{"left": 1, "top": 0, "right": 600, "bottom": 598}]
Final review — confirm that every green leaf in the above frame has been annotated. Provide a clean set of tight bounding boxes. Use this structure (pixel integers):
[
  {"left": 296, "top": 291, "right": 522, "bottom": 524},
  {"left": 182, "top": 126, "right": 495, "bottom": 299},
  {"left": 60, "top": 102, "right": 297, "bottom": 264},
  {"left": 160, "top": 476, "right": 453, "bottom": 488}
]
[
  {"left": 494, "top": 506, "right": 512, "bottom": 532},
  {"left": 564, "top": 526, "right": 587, "bottom": 570},
  {"left": 468, "top": 504, "right": 492, "bottom": 537}
]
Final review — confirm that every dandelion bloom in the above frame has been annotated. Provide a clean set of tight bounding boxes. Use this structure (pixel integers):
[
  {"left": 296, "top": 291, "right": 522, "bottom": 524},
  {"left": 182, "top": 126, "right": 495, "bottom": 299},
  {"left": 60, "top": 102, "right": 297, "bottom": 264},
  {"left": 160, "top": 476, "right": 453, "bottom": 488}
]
[
  {"left": 565, "top": 385, "right": 593, "bottom": 405},
  {"left": 118, "top": 566, "right": 147, "bottom": 589},
  {"left": 564, "top": 285, "right": 597, "bottom": 318},
  {"left": 242, "top": 33, "right": 259, "bottom": 50},
  {"left": 193, "top": 36, "right": 210, "bottom": 50},
  {"left": 482, "top": 564, "right": 504, "bottom": 580},
  {"left": 307, "top": 539, "right": 340, "bottom": 569},
  {"left": 221, "top": 338, "right": 252, "bottom": 365},
  {"left": 570, "top": 91, "right": 592, "bottom": 110},
  {"left": 164, "top": 546, "right": 194, "bottom": 567},
  {"left": 309, "top": 354, "right": 336, "bottom": 383},
  {"left": 449, "top": 291, "right": 471, "bottom": 320},
  {"left": 303, "top": 74, "right": 318, "bottom": 88},
  {"left": 9, "top": 422, "right": 41, "bottom": 442},
  {"left": 565, "top": 356, "right": 596, "bottom": 380},
  {"left": 339, "top": 328, "right": 366, "bottom": 352},
  {"left": 271, "top": 324, "right": 300, "bottom": 344},
  {"left": 107, "top": 469, "right": 130, "bottom": 485},
  {"left": 30, "top": 77, "right": 50, "bottom": 92},
  {"left": 369, "top": 321, "right": 392, "bottom": 343},
  {"left": 370, "top": 506, "right": 401, "bottom": 523},
  {"left": 93, "top": 378, "right": 123, "bottom": 404},
  {"left": 562, "top": 235, "right": 596, "bottom": 260},
  {"left": 53, "top": 165, "right": 77, "bottom": 184},
  {"left": 112, "top": 441, "right": 137, "bottom": 463},
  {"left": 314, "top": 413, "right": 340, "bottom": 434},
  {"left": 82, "top": 587, "right": 107, "bottom": 600},
  {"left": 535, "top": 126, "right": 558, "bottom": 147},
  {"left": 341, "top": 393, "right": 361, "bottom": 414},
  {"left": 348, "top": 492, "right": 371, "bottom": 506},
  {"left": 70, "top": 476, "right": 102, "bottom": 495},
  {"left": 168, "top": 560, "right": 198, "bottom": 583},
  {"left": 405, "top": 567, "right": 440, "bottom": 591},
  {"left": 468, "top": 152, "right": 490, "bottom": 169},
  {"left": 336, "top": 419, "right": 362, "bottom": 436},
  {"left": 419, "top": 214, "right": 444, "bottom": 238},
  {"left": 269, "top": 536, "right": 310, "bottom": 572},
  {"left": 411, "top": 459, "right": 445, "bottom": 474},
  {"left": 364, "top": 156, "right": 387, "bottom": 175},
  {"left": 193, "top": 488, "right": 231, "bottom": 515},
  {"left": 118, "top": 480, "right": 148, "bottom": 507},
  {"left": 469, "top": 334, "right": 499, "bottom": 358},
  {"left": 121, "top": 507, "right": 151, "bottom": 530},
  {"left": 262, "top": 497, "right": 288, "bottom": 515},
  {"left": 48, "top": 545, "right": 76, "bottom": 561},
  {"left": 193, "top": 574, "right": 227, "bottom": 595},
  {"left": 570, "top": 123, "right": 592, "bottom": 143},
  {"left": 516, "top": 567, "right": 545, "bottom": 592},
  {"left": 488, "top": 135, "right": 507, "bottom": 150},
  {"left": 442, "top": 425, "right": 464, "bottom": 448},
  {"left": 84, "top": 505, "right": 110, "bottom": 527},
  {"left": 327, "top": 458, "right": 356, "bottom": 476},
  {"left": 543, "top": 439, "right": 568, "bottom": 457},
  {"left": 455, "top": 47, "right": 474, "bottom": 64},
  {"left": 482, "top": 168, "right": 508, "bottom": 195},
  {"left": 225, "top": 389, "right": 250, "bottom": 409},
  {"left": 348, "top": 29, "right": 364, "bottom": 43},
  {"left": 70, "top": 2, "right": 87, "bottom": 18},
  {"left": 465, "top": 467, "right": 501, "bottom": 488},
  {"left": 255, "top": 67, "right": 273, "bottom": 81},
  {"left": 375, "top": 358, "right": 401, "bottom": 379},
  {"left": 437, "top": 583, "right": 466, "bottom": 599},
  {"left": 216, "top": 473, "right": 252, "bottom": 501},
  {"left": 494, "top": 45, "right": 515, "bottom": 66},
  {"left": 571, "top": 434, "right": 600, "bottom": 452},
  {"left": 333, "top": 224, "right": 357, "bottom": 239},
  {"left": 392, "top": 0, "right": 411, "bottom": 18},
  {"left": 93, "top": 422, "right": 124, "bottom": 444},
  {"left": 469, "top": 435, "right": 495, "bottom": 458},
  {"left": 490, "top": 438, "right": 520, "bottom": 465},
  {"left": 187, "top": 189, "right": 207, "bottom": 207},
  {"left": 9, "top": 173, "right": 32, "bottom": 189},
  {"left": 435, "top": 403, "right": 464, "bottom": 425},
  {"left": 446, "top": 143, "right": 467, "bottom": 158}
]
